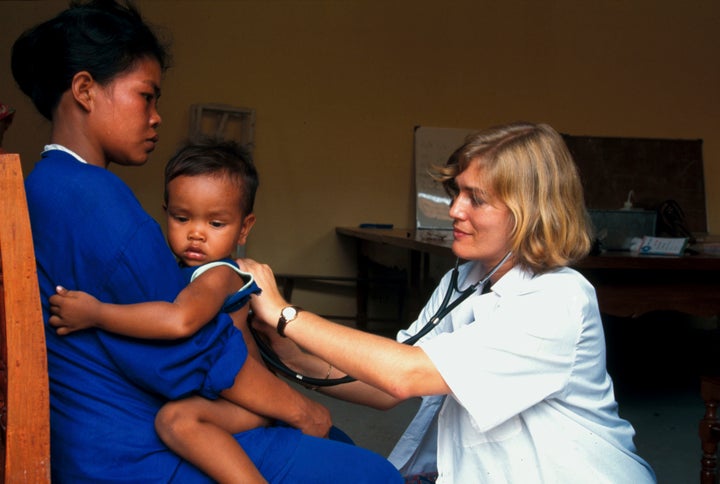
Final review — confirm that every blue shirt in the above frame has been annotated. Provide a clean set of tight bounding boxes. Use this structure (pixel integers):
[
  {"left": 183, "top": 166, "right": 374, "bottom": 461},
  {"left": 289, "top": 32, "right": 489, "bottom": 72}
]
[
  {"left": 26, "top": 149, "right": 404, "bottom": 484},
  {"left": 26, "top": 150, "right": 251, "bottom": 482}
]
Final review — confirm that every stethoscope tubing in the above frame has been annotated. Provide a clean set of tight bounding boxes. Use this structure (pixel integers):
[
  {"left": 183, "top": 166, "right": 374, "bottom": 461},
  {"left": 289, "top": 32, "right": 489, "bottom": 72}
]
[{"left": 252, "top": 252, "right": 512, "bottom": 387}]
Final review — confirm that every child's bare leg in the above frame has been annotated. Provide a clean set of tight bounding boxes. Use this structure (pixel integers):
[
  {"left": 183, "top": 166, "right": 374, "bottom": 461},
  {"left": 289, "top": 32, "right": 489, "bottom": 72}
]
[
  {"left": 230, "top": 306, "right": 262, "bottom": 361},
  {"left": 156, "top": 396, "right": 271, "bottom": 484},
  {"left": 220, "top": 356, "right": 332, "bottom": 438}
]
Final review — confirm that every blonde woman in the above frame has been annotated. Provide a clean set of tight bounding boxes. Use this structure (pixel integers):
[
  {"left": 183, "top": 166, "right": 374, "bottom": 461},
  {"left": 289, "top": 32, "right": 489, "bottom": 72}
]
[{"left": 243, "top": 122, "right": 656, "bottom": 483}]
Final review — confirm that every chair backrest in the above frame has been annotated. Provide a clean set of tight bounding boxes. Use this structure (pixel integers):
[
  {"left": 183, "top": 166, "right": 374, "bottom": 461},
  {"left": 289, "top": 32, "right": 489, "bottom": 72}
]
[{"left": 0, "top": 153, "right": 51, "bottom": 482}]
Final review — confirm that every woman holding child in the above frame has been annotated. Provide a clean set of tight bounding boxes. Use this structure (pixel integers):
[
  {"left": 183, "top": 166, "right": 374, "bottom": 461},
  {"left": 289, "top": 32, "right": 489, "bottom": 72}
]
[{"left": 13, "top": 0, "right": 401, "bottom": 482}]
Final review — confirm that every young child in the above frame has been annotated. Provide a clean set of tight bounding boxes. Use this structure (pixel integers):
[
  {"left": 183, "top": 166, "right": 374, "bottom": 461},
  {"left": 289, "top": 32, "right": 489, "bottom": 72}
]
[{"left": 50, "top": 138, "right": 290, "bottom": 484}]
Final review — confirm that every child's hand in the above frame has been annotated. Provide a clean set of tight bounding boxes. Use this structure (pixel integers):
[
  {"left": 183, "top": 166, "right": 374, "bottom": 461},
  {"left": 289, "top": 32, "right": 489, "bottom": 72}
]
[
  {"left": 49, "top": 286, "right": 102, "bottom": 335},
  {"left": 296, "top": 398, "right": 332, "bottom": 439}
]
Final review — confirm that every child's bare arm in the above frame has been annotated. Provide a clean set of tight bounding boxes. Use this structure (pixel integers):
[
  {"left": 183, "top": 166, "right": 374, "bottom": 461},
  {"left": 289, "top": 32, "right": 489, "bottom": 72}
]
[{"left": 48, "top": 266, "right": 241, "bottom": 339}]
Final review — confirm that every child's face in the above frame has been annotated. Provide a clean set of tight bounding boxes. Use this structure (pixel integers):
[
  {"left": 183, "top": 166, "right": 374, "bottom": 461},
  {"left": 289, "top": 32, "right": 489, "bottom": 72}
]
[{"left": 165, "top": 174, "right": 255, "bottom": 267}]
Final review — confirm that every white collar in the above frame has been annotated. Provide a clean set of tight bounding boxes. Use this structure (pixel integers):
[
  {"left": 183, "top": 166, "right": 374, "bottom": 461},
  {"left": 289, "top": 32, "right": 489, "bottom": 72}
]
[
  {"left": 463, "top": 261, "right": 537, "bottom": 297},
  {"left": 43, "top": 144, "right": 88, "bottom": 164}
]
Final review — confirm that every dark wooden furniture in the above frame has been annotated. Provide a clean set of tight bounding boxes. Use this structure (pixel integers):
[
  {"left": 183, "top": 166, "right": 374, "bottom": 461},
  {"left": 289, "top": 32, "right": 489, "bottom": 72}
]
[
  {"left": 337, "top": 226, "right": 720, "bottom": 482},
  {"left": 572, "top": 252, "right": 720, "bottom": 319},
  {"left": 337, "top": 226, "right": 720, "bottom": 318},
  {"left": 701, "top": 376, "right": 720, "bottom": 484},
  {"left": 0, "top": 153, "right": 51, "bottom": 482},
  {"left": 336, "top": 227, "right": 453, "bottom": 328},
  {"left": 275, "top": 268, "right": 407, "bottom": 325}
]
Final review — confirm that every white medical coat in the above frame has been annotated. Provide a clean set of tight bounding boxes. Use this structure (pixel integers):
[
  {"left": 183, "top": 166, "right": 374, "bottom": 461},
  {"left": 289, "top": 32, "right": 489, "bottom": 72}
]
[{"left": 388, "top": 262, "right": 656, "bottom": 483}]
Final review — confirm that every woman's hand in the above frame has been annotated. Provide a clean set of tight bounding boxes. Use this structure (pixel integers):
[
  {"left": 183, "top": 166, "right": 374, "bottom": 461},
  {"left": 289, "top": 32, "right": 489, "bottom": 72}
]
[
  {"left": 236, "top": 258, "right": 289, "bottom": 329},
  {"left": 49, "top": 286, "right": 102, "bottom": 335}
]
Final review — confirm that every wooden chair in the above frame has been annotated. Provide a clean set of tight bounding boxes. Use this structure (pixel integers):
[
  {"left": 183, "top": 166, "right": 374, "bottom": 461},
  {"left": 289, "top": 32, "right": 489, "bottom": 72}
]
[
  {"left": 701, "top": 376, "right": 720, "bottom": 484},
  {"left": 0, "top": 153, "right": 51, "bottom": 482}
]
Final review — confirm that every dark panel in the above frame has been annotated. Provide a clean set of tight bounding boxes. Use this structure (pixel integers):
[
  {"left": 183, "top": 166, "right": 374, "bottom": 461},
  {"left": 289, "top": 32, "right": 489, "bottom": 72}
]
[{"left": 563, "top": 134, "right": 706, "bottom": 233}]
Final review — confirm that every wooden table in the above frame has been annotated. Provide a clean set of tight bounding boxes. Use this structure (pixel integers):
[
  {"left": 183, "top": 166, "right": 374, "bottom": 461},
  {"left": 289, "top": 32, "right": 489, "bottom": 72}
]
[
  {"left": 337, "top": 226, "right": 720, "bottom": 482},
  {"left": 337, "top": 226, "right": 720, "bottom": 318},
  {"left": 336, "top": 227, "right": 453, "bottom": 327}
]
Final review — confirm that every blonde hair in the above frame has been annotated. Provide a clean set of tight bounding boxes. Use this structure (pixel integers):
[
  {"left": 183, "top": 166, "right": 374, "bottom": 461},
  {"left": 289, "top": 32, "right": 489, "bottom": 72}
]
[{"left": 435, "top": 122, "right": 592, "bottom": 273}]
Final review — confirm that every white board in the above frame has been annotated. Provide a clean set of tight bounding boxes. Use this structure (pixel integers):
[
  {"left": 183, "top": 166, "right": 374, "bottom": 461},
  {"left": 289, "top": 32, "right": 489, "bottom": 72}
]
[{"left": 413, "top": 126, "right": 477, "bottom": 230}]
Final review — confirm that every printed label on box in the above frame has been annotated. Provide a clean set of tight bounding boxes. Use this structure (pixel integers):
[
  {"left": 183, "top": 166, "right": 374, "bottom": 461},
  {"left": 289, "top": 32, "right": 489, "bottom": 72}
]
[{"left": 639, "top": 236, "right": 688, "bottom": 256}]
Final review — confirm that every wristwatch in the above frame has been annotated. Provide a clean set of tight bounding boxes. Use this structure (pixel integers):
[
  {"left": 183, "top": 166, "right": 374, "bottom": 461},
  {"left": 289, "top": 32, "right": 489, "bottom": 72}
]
[{"left": 277, "top": 305, "right": 302, "bottom": 337}]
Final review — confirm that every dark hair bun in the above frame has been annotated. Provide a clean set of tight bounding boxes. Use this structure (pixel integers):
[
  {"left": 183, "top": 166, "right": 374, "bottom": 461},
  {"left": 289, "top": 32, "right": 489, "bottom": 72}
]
[{"left": 11, "top": 0, "right": 169, "bottom": 120}]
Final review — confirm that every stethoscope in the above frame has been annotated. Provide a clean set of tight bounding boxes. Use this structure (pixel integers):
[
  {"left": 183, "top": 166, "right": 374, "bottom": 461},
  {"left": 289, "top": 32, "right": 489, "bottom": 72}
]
[{"left": 252, "top": 251, "right": 513, "bottom": 388}]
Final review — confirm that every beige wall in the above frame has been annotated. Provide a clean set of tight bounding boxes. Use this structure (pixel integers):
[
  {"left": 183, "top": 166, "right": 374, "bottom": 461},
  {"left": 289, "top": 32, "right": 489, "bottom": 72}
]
[{"left": 2, "top": 0, "right": 719, "bottom": 312}]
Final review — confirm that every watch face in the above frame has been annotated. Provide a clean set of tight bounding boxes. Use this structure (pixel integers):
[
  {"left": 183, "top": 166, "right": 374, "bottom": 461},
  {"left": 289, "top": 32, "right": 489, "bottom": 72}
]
[{"left": 282, "top": 306, "right": 298, "bottom": 320}]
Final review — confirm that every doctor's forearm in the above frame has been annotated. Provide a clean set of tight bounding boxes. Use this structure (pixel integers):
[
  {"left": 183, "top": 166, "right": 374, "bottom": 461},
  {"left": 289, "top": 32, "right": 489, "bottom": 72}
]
[{"left": 282, "top": 310, "right": 449, "bottom": 399}]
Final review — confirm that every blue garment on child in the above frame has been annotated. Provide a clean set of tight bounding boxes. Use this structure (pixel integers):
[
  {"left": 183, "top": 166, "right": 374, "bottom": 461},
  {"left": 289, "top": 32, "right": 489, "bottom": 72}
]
[{"left": 181, "top": 258, "right": 262, "bottom": 313}]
